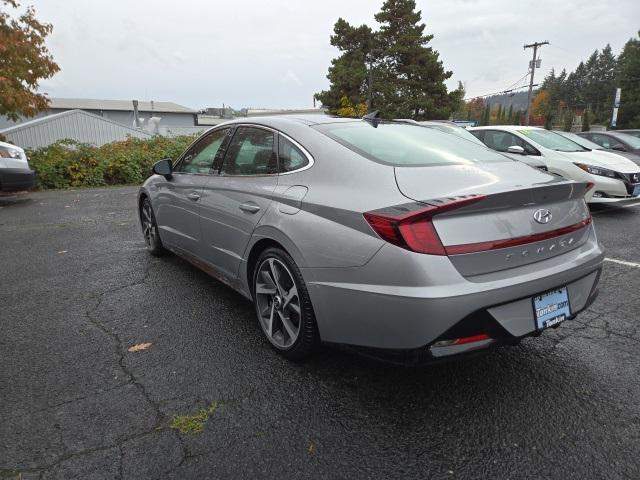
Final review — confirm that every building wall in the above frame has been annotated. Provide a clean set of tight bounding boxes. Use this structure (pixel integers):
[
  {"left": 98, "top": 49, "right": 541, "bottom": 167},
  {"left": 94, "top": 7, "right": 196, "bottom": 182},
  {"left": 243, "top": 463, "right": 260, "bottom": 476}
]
[
  {"left": 1, "top": 111, "right": 152, "bottom": 150},
  {"left": 0, "top": 109, "right": 196, "bottom": 131},
  {"left": 48, "top": 109, "right": 196, "bottom": 127}
]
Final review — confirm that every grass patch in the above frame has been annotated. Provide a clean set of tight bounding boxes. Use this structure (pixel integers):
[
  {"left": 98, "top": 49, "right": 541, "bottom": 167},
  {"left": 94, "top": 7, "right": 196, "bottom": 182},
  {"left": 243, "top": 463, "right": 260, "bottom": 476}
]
[
  {"left": 0, "top": 469, "right": 19, "bottom": 478},
  {"left": 170, "top": 401, "right": 220, "bottom": 434}
]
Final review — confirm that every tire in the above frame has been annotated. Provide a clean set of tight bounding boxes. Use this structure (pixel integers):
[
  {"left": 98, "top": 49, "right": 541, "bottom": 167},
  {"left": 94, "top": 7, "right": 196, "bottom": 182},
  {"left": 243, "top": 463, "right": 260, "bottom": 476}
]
[
  {"left": 252, "top": 247, "right": 319, "bottom": 360},
  {"left": 140, "top": 197, "right": 166, "bottom": 257}
]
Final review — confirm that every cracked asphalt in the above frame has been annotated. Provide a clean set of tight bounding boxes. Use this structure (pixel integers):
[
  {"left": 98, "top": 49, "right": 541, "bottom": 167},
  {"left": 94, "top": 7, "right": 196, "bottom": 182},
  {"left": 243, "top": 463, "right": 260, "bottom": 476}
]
[{"left": 1, "top": 187, "right": 639, "bottom": 479}]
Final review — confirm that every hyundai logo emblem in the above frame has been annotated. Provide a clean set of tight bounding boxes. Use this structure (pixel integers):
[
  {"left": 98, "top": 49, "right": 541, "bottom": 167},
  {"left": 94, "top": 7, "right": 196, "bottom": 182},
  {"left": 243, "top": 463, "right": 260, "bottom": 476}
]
[{"left": 533, "top": 208, "right": 552, "bottom": 224}]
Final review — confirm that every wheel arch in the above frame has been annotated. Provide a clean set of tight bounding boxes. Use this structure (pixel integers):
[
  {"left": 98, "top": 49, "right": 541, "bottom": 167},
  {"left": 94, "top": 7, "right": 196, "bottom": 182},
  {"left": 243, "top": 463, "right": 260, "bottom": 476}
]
[{"left": 243, "top": 227, "right": 307, "bottom": 294}]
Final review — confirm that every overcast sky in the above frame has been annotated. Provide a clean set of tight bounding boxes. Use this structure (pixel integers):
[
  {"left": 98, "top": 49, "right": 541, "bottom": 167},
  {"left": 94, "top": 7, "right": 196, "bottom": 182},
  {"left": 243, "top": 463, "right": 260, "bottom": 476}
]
[{"left": 26, "top": 0, "right": 640, "bottom": 110}]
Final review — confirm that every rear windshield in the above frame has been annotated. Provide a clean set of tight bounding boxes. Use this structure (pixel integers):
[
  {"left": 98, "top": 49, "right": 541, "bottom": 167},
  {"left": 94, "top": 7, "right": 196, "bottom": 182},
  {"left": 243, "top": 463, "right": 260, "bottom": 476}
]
[
  {"left": 556, "top": 131, "right": 602, "bottom": 150},
  {"left": 613, "top": 132, "right": 640, "bottom": 148},
  {"left": 313, "top": 121, "right": 509, "bottom": 167}
]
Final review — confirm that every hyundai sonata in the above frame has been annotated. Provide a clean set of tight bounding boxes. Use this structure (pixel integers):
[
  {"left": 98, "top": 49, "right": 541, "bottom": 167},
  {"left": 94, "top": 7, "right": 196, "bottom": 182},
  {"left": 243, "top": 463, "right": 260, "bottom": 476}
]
[{"left": 138, "top": 115, "right": 603, "bottom": 362}]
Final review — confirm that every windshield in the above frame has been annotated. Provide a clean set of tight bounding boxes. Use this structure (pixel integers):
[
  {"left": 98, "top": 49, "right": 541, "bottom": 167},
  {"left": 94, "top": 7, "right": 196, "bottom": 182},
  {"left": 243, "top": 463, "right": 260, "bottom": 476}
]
[
  {"left": 556, "top": 131, "right": 603, "bottom": 150},
  {"left": 422, "top": 123, "right": 487, "bottom": 147},
  {"left": 519, "top": 129, "right": 588, "bottom": 152},
  {"left": 613, "top": 132, "right": 640, "bottom": 149},
  {"left": 314, "top": 122, "right": 509, "bottom": 167}
]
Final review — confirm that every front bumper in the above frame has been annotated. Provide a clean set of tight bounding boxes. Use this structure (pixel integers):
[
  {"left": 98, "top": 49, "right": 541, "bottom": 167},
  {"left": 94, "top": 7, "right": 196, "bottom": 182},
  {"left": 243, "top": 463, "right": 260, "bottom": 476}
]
[
  {"left": 588, "top": 174, "right": 640, "bottom": 203},
  {"left": 303, "top": 226, "right": 604, "bottom": 354},
  {"left": 0, "top": 167, "right": 35, "bottom": 192}
]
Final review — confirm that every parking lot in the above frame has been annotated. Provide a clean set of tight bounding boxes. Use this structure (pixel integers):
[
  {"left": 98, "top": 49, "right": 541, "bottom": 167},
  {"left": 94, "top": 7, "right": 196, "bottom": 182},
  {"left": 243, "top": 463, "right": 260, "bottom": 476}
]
[{"left": 1, "top": 186, "right": 639, "bottom": 479}]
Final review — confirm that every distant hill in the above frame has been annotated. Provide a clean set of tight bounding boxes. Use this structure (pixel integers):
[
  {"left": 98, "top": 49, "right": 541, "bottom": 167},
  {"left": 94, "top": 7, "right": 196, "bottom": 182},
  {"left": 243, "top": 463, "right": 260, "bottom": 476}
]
[{"left": 481, "top": 90, "right": 533, "bottom": 111}]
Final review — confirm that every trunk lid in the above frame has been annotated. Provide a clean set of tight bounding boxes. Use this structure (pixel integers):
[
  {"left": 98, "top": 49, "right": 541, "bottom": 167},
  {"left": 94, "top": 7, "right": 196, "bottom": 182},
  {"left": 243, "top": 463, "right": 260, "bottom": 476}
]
[{"left": 394, "top": 162, "right": 593, "bottom": 277}]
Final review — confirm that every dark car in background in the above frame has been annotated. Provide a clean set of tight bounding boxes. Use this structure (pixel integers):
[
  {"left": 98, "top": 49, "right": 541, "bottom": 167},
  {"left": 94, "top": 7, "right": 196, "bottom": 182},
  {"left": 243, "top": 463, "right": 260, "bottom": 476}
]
[
  {"left": 617, "top": 129, "right": 640, "bottom": 139},
  {"left": 578, "top": 131, "right": 640, "bottom": 156}
]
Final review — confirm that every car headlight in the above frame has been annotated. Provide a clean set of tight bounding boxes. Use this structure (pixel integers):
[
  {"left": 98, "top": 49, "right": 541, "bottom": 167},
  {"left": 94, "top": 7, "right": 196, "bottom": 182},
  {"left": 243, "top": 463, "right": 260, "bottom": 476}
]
[
  {"left": 574, "top": 163, "right": 618, "bottom": 178},
  {"left": 0, "top": 145, "right": 22, "bottom": 159}
]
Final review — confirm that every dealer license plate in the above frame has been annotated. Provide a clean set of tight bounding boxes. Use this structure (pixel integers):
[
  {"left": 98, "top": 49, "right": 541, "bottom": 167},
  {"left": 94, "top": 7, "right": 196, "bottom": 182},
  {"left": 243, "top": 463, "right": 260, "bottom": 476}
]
[{"left": 533, "top": 287, "right": 571, "bottom": 330}]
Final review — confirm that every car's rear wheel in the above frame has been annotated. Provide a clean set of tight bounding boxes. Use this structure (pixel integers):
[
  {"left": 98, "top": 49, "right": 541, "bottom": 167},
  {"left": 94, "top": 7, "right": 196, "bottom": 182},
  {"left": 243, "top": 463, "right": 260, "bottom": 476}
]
[
  {"left": 140, "top": 197, "right": 165, "bottom": 256},
  {"left": 253, "top": 247, "right": 319, "bottom": 360}
]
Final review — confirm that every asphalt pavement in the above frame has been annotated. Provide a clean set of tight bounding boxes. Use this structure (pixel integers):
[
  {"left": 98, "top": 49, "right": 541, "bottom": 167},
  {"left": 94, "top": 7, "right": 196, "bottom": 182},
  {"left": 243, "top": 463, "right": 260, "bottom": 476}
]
[{"left": 1, "top": 187, "right": 639, "bottom": 479}]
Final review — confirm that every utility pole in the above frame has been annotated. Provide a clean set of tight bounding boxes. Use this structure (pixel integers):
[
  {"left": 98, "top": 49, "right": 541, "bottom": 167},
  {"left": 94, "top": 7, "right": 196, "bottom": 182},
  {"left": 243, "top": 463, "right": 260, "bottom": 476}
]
[{"left": 524, "top": 40, "right": 549, "bottom": 126}]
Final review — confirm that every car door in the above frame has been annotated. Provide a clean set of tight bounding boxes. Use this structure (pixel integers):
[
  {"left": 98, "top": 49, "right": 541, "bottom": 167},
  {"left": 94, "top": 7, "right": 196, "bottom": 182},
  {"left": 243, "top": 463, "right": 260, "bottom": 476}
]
[
  {"left": 154, "top": 127, "right": 231, "bottom": 254},
  {"left": 198, "top": 125, "right": 278, "bottom": 278}
]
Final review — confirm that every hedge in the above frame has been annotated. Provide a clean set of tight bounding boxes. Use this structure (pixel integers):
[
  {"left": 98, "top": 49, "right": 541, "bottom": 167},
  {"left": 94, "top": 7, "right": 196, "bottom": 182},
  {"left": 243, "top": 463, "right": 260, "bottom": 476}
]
[{"left": 27, "top": 135, "right": 197, "bottom": 189}]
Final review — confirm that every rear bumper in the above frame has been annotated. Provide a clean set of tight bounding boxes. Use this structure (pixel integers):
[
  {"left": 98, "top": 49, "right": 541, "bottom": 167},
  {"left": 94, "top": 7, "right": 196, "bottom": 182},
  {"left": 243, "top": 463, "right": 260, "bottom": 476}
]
[
  {"left": 303, "top": 226, "right": 604, "bottom": 353},
  {"left": 0, "top": 168, "right": 35, "bottom": 192}
]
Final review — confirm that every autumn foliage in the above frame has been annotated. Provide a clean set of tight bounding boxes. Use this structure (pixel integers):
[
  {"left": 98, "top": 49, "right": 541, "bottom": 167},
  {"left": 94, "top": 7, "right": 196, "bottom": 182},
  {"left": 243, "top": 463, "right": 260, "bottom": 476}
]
[{"left": 0, "top": 0, "right": 59, "bottom": 120}]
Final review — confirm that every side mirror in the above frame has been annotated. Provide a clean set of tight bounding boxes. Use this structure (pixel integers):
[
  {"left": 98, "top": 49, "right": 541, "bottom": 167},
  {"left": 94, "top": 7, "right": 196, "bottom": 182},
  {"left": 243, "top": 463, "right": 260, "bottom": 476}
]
[
  {"left": 152, "top": 158, "right": 173, "bottom": 179},
  {"left": 611, "top": 143, "right": 626, "bottom": 152},
  {"left": 507, "top": 145, "right": 526, "bottom": 155}
]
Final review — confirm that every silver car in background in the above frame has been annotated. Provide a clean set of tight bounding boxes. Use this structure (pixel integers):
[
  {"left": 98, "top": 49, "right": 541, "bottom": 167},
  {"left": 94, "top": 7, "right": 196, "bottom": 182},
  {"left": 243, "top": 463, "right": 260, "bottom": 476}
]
[{"left": 138, "top": 116, "right": 603, "bottom": 363}]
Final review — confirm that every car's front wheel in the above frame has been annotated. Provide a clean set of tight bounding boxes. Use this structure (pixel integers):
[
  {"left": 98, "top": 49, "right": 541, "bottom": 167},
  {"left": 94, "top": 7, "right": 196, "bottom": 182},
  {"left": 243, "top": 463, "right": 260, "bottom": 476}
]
[
  {"left": 140, "top": 197, "right": 165, "bottom": 256},
  {"left": 253, "top": 247, "right": 319, "bottom": 360}
]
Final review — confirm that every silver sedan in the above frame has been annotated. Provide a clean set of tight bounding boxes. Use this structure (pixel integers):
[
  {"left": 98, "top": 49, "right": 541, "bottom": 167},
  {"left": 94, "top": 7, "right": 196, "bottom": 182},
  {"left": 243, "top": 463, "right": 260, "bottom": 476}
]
[{"left": 138, "top": 115, "right": 603, "bottom": 363}]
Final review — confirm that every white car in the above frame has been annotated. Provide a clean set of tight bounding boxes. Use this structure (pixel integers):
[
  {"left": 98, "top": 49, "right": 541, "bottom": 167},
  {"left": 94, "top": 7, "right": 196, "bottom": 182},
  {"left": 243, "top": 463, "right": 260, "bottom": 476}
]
[
  {"left": 469, "top": 126, "right": 640, "bottom": 203},
  {"left": 0, "top": 140, "right": 35, "bottom": 192}
]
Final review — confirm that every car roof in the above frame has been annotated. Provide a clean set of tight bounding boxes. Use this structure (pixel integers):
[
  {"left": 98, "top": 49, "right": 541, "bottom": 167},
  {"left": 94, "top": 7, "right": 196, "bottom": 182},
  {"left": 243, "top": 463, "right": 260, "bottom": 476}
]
[
  {"left": 221, "top": 114, "right": 358, "bottom": 128},
  {"left": 468, "top": 125, "right": 544, "bottom": 132}
]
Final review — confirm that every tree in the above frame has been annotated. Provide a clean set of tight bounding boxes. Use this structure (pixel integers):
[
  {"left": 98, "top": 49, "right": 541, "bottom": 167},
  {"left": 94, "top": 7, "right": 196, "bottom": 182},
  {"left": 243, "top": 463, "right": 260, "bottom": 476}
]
[
  {"left": 335, "top": 96, "right": 368, "bottom": 118},
  {"left": 616, "top": 32, "right": 640, "bottom": 128},
  {"left": 480, "top": 103, "right": 490, "bottom": 126},
  {"left": 316, "top": 0, "right": 462, "bottom": 119},
  {"left": 465, "top": 97, "right": 484, "bottom": 122},
  {"left": 506, "top": 104, "right": 514, "bottom": 124},
  {"left": 562, "top": 109, "right": 574, "bottom": 131},
  {"left": 582, "top": 109, "right": 591, "bottom": 132},
  {"left": 496, "top": 104, "right": 503, "bottom": 124},
  {"left": 0, "top": 0, "right": 59, "bottom": 120},
  {"left": 315, "top": 19, "right": 373, "bottom": 115}
]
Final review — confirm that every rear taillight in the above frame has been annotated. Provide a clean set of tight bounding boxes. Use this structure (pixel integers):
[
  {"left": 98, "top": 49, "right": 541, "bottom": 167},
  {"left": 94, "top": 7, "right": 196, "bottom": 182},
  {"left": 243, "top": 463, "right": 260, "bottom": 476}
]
[{"left": 363, "top": 195, "right": 485, "bottom": 255}]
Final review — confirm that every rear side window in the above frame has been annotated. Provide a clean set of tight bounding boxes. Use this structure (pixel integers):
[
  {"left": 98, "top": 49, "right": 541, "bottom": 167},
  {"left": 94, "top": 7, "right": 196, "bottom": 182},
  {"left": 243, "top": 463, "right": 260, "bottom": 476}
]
[
  {"left": 314, "top": 122, "right": 508, "bottom": 167},
  {"left": 278, "top": 136, "right": 309, "bottom": 173},
  {"left": 221, "top": 127, "right": 276, "bottom": 175}
]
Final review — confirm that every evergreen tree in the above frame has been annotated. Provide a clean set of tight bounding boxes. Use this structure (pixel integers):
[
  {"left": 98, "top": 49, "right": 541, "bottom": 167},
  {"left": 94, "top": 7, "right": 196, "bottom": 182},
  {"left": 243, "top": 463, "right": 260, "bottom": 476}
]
[
  {"left": 374, "top": 0, "right": 458, "bottom": 119},
  {"left": 496, "top": 104, "right": 503, "bottom": 124},
  {"left": 507, "top": 104, "right": 513, "bottom": 123},
  {"left": 616, "top": 32, "right": 640, "bottom": 128},
  {"left": 315, "top": 19, "right": 373, "bottom": 115},
  {"left": 481, "top": 103, "right": 490, "bottom": 126},
  {"left": 317, "top": 0, "right": 463, "bottom": 119},
  {"left": 562, "top": 109, "right": 574, "bottom": 131},
  {"left": 582, "top": 109, "right": 591, "bottom": 132}
]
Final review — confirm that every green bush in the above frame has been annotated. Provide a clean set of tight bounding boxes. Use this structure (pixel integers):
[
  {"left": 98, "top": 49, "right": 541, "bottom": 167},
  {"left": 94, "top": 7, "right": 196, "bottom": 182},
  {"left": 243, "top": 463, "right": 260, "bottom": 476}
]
[{"left": 27, "top": 135, "right": 196, "bottom": 189}]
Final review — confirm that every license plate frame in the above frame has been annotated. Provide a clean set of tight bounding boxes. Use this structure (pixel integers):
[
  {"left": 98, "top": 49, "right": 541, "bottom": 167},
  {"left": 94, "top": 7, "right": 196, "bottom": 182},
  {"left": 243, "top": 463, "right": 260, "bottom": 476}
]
[
  {"left": 633, "top": 184, "right": 640, "bottom": 197},
  {"left": 532, "top": 287, "right": 571, "bottom": 331}
]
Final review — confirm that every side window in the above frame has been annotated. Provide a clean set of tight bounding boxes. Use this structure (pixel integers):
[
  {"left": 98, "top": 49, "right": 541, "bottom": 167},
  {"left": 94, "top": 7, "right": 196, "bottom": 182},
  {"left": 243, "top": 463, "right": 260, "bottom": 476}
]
[
  {"left": 469, "top": 130, "right": 484, "bottom": 141},
  {"left": 175, "top": 128, "right": 229, "bottom": 174},
  {"left": 221, "top": 127, "right": 276, "bottom": 176},
  {"left": 590, "top": 134, "right": 611, "bottom": 149},
  {"left": 278, "top": 136, "right": 309, "bottom": 173},
  {"left": 482, "top": 131, "right": 538, "bottom": 155}
]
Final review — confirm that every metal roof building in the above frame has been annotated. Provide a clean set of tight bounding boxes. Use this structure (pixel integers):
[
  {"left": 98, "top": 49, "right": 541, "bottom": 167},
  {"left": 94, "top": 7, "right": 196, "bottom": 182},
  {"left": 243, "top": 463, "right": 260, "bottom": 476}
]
[{"left": 0, "top": 109, "right": 153, "bottom": 150}]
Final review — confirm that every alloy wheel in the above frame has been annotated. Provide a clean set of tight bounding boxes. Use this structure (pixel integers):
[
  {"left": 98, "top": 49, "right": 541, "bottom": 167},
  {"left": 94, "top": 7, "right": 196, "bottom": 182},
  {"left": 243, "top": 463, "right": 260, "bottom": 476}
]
[
  {"left": 254, "top": 258, "right": 302, "bottom": 349},
  {"left": 141, "top": 200, "right": 157, "bottom": 248}
]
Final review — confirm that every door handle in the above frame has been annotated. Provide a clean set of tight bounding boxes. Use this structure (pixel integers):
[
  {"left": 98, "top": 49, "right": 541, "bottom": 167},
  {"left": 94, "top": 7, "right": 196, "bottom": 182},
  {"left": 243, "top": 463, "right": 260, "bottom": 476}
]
[
  {"left": 239, "top": 202, "right": 261, "bottom": 213},
  {"left": 186, "top": 191, "right": 200, "bottom": 201}
]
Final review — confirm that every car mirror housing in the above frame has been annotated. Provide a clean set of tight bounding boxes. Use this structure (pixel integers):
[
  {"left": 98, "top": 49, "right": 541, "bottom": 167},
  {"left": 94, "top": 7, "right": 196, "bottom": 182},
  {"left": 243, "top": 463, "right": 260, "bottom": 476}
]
[
  {"left": 507, "top": 145, "right": 526, "bottom": 155},
  {"left": 152, "top": 158, "right": 173, "bottom": 179}
]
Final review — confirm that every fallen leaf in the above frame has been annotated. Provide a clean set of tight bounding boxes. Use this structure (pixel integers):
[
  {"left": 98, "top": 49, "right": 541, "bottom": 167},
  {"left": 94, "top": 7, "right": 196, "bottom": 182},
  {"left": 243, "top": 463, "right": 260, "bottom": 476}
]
[
  {"left": 57, "top": 250, "right": 67, "bottom": 254},
  {"left": 308, "top": 442, "right": 315, "bottom": 454},
  {"left": 128, "top": 342, "right": 153, "bottom": 352}
]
